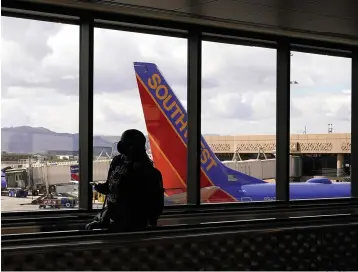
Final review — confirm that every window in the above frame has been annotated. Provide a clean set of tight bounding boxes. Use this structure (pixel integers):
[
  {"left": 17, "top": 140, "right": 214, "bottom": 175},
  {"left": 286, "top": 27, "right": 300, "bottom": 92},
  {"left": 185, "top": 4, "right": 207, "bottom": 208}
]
[
  {"left": 1, "top": 16, "right": 79, "bottom": 212},
  {"left": 290, "top": 51, "right": 351, "bottom": 200},
  {"left": 93, "top": 28, "right": 187, "bottom": 208},
  {"left": 201, "top": 41, "right": 277, "bottom": 203}
]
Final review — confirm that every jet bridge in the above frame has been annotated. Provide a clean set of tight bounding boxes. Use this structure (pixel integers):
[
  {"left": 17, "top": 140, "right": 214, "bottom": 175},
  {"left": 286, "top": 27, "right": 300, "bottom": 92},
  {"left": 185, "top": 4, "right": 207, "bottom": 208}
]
[{"left": 223, "top": 155, "right": 302, "bottom": 180}]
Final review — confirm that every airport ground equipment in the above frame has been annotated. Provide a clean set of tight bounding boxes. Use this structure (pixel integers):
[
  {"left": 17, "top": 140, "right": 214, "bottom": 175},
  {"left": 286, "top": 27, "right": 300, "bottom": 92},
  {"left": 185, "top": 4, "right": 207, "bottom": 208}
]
[
  {"left": 6, "top": 188, "right": 28, "bottom": 198},
  {"left": 18, "top": 193, "right": 77, "bottom": 209}
]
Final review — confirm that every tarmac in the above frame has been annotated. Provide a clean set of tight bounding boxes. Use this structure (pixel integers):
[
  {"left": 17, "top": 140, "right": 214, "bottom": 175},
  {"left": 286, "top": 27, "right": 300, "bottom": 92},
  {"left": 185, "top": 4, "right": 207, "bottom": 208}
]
[{"left": 1, "top": 196, "right": 103, "bottom": 213}]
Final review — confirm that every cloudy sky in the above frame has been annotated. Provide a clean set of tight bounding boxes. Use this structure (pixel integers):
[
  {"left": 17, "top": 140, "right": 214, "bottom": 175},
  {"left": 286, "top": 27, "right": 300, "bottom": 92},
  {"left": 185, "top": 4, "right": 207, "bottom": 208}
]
[{"left": 1, "top": 16, "right": 352, "bottom": 136}]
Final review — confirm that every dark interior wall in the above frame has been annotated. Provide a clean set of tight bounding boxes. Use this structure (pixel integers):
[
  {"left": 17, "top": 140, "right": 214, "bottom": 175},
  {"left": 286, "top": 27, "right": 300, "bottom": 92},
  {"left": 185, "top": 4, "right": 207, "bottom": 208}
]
[{"left": 301, "top": 154, "right": 351, "bottom": 176}]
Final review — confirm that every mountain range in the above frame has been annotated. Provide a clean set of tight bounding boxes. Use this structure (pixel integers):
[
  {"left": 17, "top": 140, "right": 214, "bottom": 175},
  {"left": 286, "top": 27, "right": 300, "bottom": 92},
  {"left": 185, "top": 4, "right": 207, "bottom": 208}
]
[
  {"left": 1, "top": 126, "right": 118, "bottom": 154},
  {"left": 1, "top": 126, "right": 219, "bottom": 154}
]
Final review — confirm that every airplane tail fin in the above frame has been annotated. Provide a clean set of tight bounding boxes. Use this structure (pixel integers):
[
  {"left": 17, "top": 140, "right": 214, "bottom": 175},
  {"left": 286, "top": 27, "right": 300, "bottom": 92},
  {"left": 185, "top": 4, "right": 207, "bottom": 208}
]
[
  {"left": 134, "top": 62, "right": 266, "bottom": 200},
  {"left": 70, "top": 165, "right": 79, "bottom": 181}
]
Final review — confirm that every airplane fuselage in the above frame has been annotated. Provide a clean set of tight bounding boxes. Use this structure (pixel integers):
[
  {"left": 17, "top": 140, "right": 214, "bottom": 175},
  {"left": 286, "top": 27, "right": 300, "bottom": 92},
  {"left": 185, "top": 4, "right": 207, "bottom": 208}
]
[
  {"left": 1, "top": 172, "right": 6, "bottom": 190},
  {"left": 223, "top": 181, "right": 351, "bottom": 202}
]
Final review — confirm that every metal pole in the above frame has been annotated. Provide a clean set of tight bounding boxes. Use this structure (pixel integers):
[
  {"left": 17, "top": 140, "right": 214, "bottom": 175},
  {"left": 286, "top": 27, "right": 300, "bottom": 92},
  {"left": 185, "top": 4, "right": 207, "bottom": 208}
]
[
  {"left": 276, "top": 39, "right": 290, "bottom": 201},
  {"left": 351, "top": 49, "right": 358, "bottom": 198},
  {"left": 187, "top": 29, "right": 202, "bottom": 206},
  {"left": 79, "top": 15, "right": 94, "bottom": 210}
]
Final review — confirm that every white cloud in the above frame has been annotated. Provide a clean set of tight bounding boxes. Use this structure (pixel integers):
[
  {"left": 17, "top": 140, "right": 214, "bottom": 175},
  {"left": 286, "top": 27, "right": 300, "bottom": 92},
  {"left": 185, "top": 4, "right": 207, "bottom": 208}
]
[
  {"left": 42, "top": 24, "right": 80, "bottom": 79},
  {"left": 93, "top": 92, "right": 146, "bottom": 135},
  {"left": 1, "top": 16, "right": 352, "bottom": 138},
  {"left": 1, "top": 87, "right": 79, "bottom": 133}
]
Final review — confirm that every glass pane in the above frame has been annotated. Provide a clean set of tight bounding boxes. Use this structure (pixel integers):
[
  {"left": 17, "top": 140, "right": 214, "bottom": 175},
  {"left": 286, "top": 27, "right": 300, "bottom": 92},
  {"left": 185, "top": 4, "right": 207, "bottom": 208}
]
[
  {"left": 290, "top": 51, "right": 351, "bottom": 200},
  {"left": 201, "top": 41, "right": 277, "bottom": 203},
  {"left": 93, "top": 29, "right": 187, "bottom": 208},
  {"left": 1, "top": 17, "right": 80, "bottom": 212}
]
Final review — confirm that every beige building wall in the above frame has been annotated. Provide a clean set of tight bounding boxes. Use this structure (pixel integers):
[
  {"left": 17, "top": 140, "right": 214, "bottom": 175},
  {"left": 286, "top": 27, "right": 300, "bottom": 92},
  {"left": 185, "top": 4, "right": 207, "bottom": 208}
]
[{"left": 204, "top": 133, "right": 351, "bottom": 154}]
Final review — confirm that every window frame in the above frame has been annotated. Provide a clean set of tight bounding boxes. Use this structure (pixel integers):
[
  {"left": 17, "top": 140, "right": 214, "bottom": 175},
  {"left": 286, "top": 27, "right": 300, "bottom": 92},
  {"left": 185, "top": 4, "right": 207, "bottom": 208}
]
[{"left": 1, "top": 0, "right": 357, "bottom": 217}]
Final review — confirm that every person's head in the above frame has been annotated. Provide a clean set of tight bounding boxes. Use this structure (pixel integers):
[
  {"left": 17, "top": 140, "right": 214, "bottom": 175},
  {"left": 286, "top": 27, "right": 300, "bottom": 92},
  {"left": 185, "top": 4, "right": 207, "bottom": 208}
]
[{"left": 117, "top": 129, "right": 147, "bottom": 160}]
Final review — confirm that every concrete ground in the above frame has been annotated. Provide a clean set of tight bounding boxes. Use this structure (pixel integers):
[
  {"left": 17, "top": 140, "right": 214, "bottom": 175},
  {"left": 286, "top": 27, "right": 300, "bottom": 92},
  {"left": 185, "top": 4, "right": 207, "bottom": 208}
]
[{"left": 1, "top": 196, "right": 103, "bottom": 213}]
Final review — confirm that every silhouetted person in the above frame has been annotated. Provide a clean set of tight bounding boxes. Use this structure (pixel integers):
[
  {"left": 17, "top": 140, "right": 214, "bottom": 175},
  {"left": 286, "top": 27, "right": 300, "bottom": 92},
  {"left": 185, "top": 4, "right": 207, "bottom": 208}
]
[{"left": 86, "top": 129, "right": 164, "bottom": 232}]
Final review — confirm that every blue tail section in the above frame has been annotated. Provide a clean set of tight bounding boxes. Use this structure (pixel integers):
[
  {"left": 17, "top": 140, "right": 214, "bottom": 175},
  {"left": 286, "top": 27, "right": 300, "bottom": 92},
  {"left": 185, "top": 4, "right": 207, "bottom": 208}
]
[{"left": 200, "top": 136, "right": 267, "bottom": 186}]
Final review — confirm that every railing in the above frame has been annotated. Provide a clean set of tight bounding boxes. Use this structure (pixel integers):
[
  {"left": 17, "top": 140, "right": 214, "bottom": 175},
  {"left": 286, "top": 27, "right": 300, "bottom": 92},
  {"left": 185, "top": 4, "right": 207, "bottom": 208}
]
[{"left": 2, "top": 212, "right": 358, "bottom": 270}]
